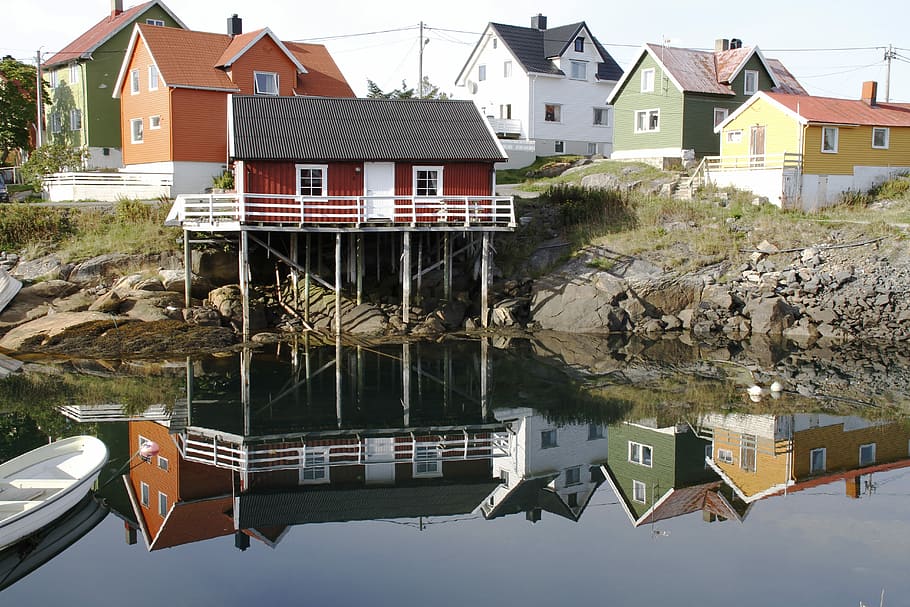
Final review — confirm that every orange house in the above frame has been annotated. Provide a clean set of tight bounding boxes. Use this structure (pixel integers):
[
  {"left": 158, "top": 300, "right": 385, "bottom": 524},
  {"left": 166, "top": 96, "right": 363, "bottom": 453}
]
[{"left": 114, "top": 17, "right": 354, "bottom": 195}]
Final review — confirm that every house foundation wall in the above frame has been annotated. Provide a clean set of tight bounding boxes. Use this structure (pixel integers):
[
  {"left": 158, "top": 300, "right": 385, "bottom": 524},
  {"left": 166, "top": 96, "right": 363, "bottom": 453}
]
[
  {"left": 707, "top": 168, "right": 786, "bottom": 207},
  {"left": 85, "top": 146, "right": 123, "bottom": 170},
  {"left": 127, "top": 161, "right": 226, "bottom": 196}
]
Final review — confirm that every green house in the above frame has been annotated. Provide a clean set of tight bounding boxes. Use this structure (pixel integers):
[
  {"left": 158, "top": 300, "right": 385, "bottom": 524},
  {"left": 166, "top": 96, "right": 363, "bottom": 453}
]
[
  {"left": 607, "top": 39, "right": 805, "bottom": 165},
  {"left": 41, "top": 1, "right": 186, "bottom": 168}
]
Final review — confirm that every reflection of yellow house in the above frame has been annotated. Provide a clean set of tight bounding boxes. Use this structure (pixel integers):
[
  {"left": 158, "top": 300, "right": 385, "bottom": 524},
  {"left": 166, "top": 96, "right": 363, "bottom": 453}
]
[
  {"left": 707, "top": 81, "right": 910, "bottom": 210},
  {"left": 701, "top": 414, "right": 910, "bottom": 503}
]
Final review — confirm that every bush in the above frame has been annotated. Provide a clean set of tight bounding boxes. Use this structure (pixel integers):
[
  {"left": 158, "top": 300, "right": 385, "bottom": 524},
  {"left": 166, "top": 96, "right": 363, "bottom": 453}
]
[
  {"left": 544, "top": 183, "right": 635, "bottom": 230},
  {"left": 20, "top": 144, "right": 88, "bottom": 190},
  {"left": 0, "top": 205, "right": 73, "bottom": 250}
]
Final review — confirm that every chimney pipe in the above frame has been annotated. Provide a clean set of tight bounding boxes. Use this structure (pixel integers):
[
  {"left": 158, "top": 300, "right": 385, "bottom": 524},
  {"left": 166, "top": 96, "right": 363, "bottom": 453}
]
[
  {"left": 862, "top": 81, "right": 878, "bottom": 106},
  {"left": 715, "top": 38, "right": 730, "bottom": 52},
  {"left": 228, "top": 14, "right": 243, "bottom": 37},
  {"left": 531, "top": 14, "right": 547, "bottom": 31},
  {"left": 111, "top": 0, "right": 123, "bottom": 17}
]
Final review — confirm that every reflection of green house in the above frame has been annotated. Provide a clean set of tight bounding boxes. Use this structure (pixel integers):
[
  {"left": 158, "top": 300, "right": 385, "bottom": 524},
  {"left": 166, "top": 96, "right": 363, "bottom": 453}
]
[
  {"left": 41, "top": 1, "right": 185, "bottom": 168},
  {"left": 603, "top": 421, "right": 744, "bottom": 526}
]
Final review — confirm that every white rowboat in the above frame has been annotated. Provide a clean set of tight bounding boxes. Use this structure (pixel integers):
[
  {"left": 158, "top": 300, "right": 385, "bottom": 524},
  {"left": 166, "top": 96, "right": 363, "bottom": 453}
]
[{"left": 0, "top": 436, "right": 108, "bottom": 551}]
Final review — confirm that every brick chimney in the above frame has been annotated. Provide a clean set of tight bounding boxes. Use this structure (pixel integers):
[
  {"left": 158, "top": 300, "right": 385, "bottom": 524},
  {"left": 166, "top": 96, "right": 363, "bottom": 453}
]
[
  {"left": 862, "top": 81, "right": 878, "bottom": 106},
  {"left": 111, "top": 0, "right": 123, "bottom": 17},
  {"left": 531, "top": 14, "right": 547, "bottom": 31},
  {"left": 715, "top": 38, "right": 730, "bottom": 52}
]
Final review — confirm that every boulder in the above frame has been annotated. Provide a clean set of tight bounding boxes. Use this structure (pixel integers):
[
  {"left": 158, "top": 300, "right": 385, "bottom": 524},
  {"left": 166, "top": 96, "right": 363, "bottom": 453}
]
[
  {"left": 0, "top": 311, "right": 116, "bottom": 351},
  {"left": 11, "top": 255, "right": 66, "bottom": 281},
  {"left": 68, "top": 254, "right": 135, "bottom": 285},
  {"left": 340, "top": 303, "right": 387, "bottom": 335},
  {"left": 192, "top": 250, "right": 238, "bottom": 285},
  {"left": 19, "top": 280, "right": 79, "bottom": 300},
  {"left": 745, "top": 296, "right": 797, "bottom": 334},
  {"left": 88, "top": 290, "right": 122, "bottom": 313}
]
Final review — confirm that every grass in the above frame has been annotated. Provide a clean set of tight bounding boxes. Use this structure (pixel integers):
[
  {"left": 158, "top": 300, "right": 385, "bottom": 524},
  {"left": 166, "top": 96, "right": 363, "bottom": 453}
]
[{"left": 496, "top": 155, "right": 583, "bottom": 184}]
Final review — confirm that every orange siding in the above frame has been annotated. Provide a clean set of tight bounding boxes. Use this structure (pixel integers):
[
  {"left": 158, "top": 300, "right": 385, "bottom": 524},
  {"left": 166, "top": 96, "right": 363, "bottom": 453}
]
[
  {"left": 121, "top": 39, "right": 172, "bottom": 165},
  {"left": 127, "top": 421, "right": 179, "bottom": 540},
  {"left": 171, "top": 88, "right": 227, "bottom": 162},
  {"left": 228, "top": 36, "right": 299, "bottom": 96}
]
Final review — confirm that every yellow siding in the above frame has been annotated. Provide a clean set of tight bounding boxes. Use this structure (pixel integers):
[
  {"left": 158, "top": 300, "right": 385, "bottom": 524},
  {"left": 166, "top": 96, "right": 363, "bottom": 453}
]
[
  {"left": 792, "top": 422, "right": 910, "bottom": 478},
  {"left": 802, "top": 125, "right": 910, "bottom": 175},
  {"left": 712, "top": 429, "right": 789, "bottom": 498},
  {"left": 720, "top": 97, "right": 800, "bottom": 159}
]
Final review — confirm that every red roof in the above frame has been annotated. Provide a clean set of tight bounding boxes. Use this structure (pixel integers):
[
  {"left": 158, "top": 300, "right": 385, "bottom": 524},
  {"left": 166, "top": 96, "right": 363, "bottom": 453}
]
[
  {"left": 285, "top": 42, "right": 356, "bottom": 97},
  {"left": 766, "top": 91, "right": 910, "bottom": 127}
]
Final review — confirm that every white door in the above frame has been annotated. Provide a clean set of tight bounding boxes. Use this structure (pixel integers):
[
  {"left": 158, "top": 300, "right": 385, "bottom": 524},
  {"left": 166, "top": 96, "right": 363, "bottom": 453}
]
[
  {"left": 365, "top": 437, "right": 396, "bottom": 484},
  {"left": 364, "top": 162, "right": 395, "bottom": 220}
]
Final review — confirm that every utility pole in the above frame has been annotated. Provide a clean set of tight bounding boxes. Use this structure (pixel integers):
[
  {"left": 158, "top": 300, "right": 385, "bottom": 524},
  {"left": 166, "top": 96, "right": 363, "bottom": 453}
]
[
  {"left": 418, "top": 21, "right": 424, "bottom": 98},
  {"left": 35, "top": 49, "right": 44, "bottom": 146},
  {"left": 884, "top": 44, "right": 896, "bottom": 102}
]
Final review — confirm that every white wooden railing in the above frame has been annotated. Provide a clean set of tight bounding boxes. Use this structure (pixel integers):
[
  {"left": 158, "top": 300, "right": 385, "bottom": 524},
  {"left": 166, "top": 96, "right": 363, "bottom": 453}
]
[
  {"left": 44, "top": 171, "right": 173, "bottom": 202},
  {"left": 487, "top": 117, "right": 523, "bottom": 136},
  {"left": 167, "top": 192, "right": 516, "bottom": 229},
  {"left": 705, "top": 153, "right": 803, "bottom": 171}
]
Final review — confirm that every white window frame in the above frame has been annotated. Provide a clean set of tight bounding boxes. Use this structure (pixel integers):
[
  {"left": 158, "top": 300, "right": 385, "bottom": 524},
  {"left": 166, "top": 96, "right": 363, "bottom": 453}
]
[
  {"left": 810, "top": 448, "right": 826, "bottom": 474},
  {"left": 628, "top": 441, "right": 653, "bottom": 467},
  {"left": 254, "top": 71, "right": 279, "bottom": 95},
  {"left": 641, "top": 68, "right": 655, "bottom": 93},
  {"left": 544, "top": 103, "right": 561, "bottom": 123},
  {"left": 478, "top": 64, "right": 486, "bottom": 81},
  {"left": 541, "top": 429, "right": 558, "bottom": 449},
  {"left": 69, "top": 63, "right": 79, "bottom": 84},
  {"left": 726, "top": 130, "right": 743, "bottom": 143},
  {"left": 565, "top": 466, "right": 581, "bottom": 486},
  {"left": 148, "top": 65, "right": 159, "bottom": 91},
  {"left": 574, "top": 37, "right": 585, "bottom": 52},
  {"left": 554, "top": 140, "right": 565, "bottom": 153},
  {"left": 413, "top": 166, "right": 443, "bottom": 198},
  {"left": 593, "top": 107, "right": 610, "bottom": 127},
  {"left": 717, "top": 448, "right": 734, "bottom": 464},
  {"left": 300, "top": 446, "right": 330, "bottom": 484},
  {"left": 157, "top": 455, "right": 169, "bottom": 471},
  {"left": 872, "top": 127, "right": 890, "bottom": 149},
  {"left": 634, "top": 109, "right": 660, "bottom": 133},
  {"left": 49, "top": 113, "right": 61, "bottom": 134},
  {"left": 130, "top": 69, "right": 140, "bottom": 95},
  {"left": 130, "top": 118, "right": 143, "bottom": 144},
  {"left": 859, "top": 443, "right": 876, "bottom": 466},
  {"left": 150, "top": 115, "right": 161, "bottom": 129},
  {"left": 69, "top": 108, "right": 82, "bottom": 131},
  {"left": 632, "top": 480, "right": 646, "bottom": 503},
  {"left": 157, "top": 491, "right": 168, "bottom": 516},
  {"left": 822, "top": 126, "right": 839, "bottom": 153},
  {"left": 503, "top": 61, "right": 512, "bottom": 78},
  {"left": 140, "top": 481, "right": 150, "bottom": 507},
  {"left": 49, "top": 70, "right": 58, "bottom": 88},
  {"left": 587, "top": 142, "right": 598, "bottom": 155},
  {"left": 295, "top": 164, "right": 328, "bottom": 197},
  {"left": 740, "top": 434, "right": 757, "bottom": 472},
  {"left": 744, "top": 70, "right": 759, "bottom": 95},
  {"left": 714, "top": 107, "right": 729, "bottom": 128},
  {"left": 413, "top": 443, "right": 443, "bottom": 478},
  {"left": 569, "top": 60, "right": 587, "bottom": 80},
  {"left": 146, "top": 18, "right": 165, "bottom": 26}
]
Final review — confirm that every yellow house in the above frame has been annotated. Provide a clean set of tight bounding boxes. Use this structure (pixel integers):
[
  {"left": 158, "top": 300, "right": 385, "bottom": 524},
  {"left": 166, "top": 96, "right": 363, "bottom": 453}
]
[{"left": 708, "top": 82, "right": 910, "bottom": 210}]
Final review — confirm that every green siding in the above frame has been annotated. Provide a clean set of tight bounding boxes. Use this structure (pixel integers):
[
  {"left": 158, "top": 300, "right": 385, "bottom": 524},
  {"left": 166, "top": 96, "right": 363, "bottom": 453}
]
[
  {"left": 674, "top": 431, "right": 716, "bottom": 486},
  {"left": 607, "top": 425, "right": 677, "bottom": 519},
  {"left": 612, "top": 53, "right": 684, "bottom": 153}
]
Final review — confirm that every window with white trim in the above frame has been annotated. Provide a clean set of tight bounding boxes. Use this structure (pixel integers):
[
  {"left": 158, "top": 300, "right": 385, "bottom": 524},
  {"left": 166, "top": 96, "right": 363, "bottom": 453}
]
[
  {"left": 48, "top": 70, "right": 58, "bottom": 88},
  {"left": 810, "top": 448, "right": 826, "bottom": 474},
  {"left": 744, "top": 70, "right": 759, "bottom": 95},
  {"left": 635, "top": 109, "right": 660, "bottom": 133},
  {"left": 593, "top": 107, "right": 610, "bottom": 126},
  {"left": 503, "top": 61, "right": 512, "bottom": 78},
  {"left": 414, "top": 166, "right": 443, "bottom": 197},
  {"left": 859, "top": 443, "right": 876, "bottom": 466},
  {"left": 499, "top": 104, "right": 511, "bottom": 119},
  {"left": 570, "top": 60, "right": 586, "bottom": 80},
  {"left": 629, "top": 441, "right": 653, "bottom": 467},
  {"left": 726, "top": 130, "right": 743, "bottom": 143},
  {"left": 565, "top": 466, "right": 581, "bottom": 486},
  {"left": 575, "top": 37, "right": 585, "bottom": 52},
  {"left": 587, "top": 142, "right": 597, "bottom": 155},
  {"left": 544, "top": 103, "right": 561, "bottom": 122},
  {"left": 157, "top": 455, "right": 169, "bottom": 471},
  {"left": 140, "top": 481, "right": 150, "bottom": 507},
  {"left": 872, "top": 127, "right": 890, "bottom": 149},
  {"left": 130, "top": 118, "right": 143, "bottom": 143},
  {"left": 158, "top": 491, "right": 168, "bottom": 516},
  {"left": 254, "top": 71, "right": 278, "bottom": 95},
  {"left": 478, "top": 64, "right": 486, "bottom": 81},
  {"left": 541, "top": 429, "right": 557, "bottom": 449},
  {"left": 150, "top": 115, "right": 161, "bottom": 129},
  {"left": 714, "top": 107, "right": 729, "bottom": 128},
  {"left": 49, "top": 113, "right": 61, "bottom": 134},
  {"left": 146, "top": 18, "right": 165, "bottom": 26},
  {"left": 130, "top": 69, "right": 140, "bottom": 94},
  {"left": 717, "top": 448, "right": 734, "bottom": 464},
  {"left": 641, "top": 68, "right": 655, "bottom": 93},
  {"left": 296, "top": 164, "right": 327, "bottom": 196},
  {"left": 632, "top": 480, "right": 646, "bottom": 503},
  {"left": 740, "top": 434, "right": 757, "bottom": 472},
  {"left": 414, "top": 444, "right": 442, "bottom": 477},
  {"left": 554, "top": 140, "right": 564, "bottom": 153},
  {"left": 822, "top": 126, "right": 839, "bottom": 153},
  {"left": 301, "top": 447, "right": 329, "bottom": 483},
  {"left": 69, "top": 63, "right": 79, "bottom": 83},
  {"left": 148, "top": 65, "right": 159, "bottom": 91},
  {"left": 69, "top": 109, "right": 81, "bottom": 131}
]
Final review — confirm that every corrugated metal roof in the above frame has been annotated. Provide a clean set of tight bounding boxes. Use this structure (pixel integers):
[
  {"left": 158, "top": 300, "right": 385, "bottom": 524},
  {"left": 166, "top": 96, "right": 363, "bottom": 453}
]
[
  {"left": 231, "top": 96, "right": 508, "bottom": 162},
  {"left": 767, "top": 91, "right": 910, "bottom": 126}
]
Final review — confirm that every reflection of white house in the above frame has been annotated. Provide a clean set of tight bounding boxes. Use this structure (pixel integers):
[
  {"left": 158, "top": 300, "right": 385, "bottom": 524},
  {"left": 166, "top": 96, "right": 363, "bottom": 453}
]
[
  {"left": 455, "top": 14, "right": 623, "bottom": 169},
  {"left": 482, "top": 407, "right": 609, "bottom": 522}
]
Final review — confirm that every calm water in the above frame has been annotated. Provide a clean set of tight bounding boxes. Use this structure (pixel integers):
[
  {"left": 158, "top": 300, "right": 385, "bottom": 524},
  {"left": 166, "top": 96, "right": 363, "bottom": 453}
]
[{"left": 1, "top": 335, "right": 908, "bottom": 606}]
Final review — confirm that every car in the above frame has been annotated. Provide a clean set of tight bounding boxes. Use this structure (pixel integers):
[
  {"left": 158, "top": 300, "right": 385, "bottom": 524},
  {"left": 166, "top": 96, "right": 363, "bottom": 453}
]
[{"left": 0, "top": 173, "right": 8, "bottom": 202}]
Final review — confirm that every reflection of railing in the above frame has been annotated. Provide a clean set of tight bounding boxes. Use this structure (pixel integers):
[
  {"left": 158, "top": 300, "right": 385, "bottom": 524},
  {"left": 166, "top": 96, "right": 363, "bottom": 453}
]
[
  {"left": 176, "top": 431, "right": 511, "bottom": 472},
  {"left": 166, "top": 193, "right": 516, "bottom": 229},
  {"left": 704, "top": 153, "right": 803, "bottom": 171}
]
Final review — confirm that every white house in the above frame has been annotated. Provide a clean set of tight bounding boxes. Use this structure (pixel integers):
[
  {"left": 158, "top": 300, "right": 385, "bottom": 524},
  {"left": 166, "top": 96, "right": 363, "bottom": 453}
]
[{"left": 455, "top": 14, "right": 623, "bottom": 169}]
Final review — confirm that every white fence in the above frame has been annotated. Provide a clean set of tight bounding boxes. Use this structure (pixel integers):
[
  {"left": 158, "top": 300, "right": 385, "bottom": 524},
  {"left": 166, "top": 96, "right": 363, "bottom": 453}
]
[{"left": 43, "top": 171, "right": 172, "bottom": 202}]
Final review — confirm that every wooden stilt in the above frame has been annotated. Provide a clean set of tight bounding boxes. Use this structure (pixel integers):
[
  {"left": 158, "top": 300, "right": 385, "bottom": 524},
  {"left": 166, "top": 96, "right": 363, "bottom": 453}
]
[
  {"left": 481, "top": 232, "right": 490, "bottom": 328},
  {"left": 335, "top": 233, "right": 342, "bottom": 336},
  {"left": 305, "top": 233, "right": 311, "bottom": 325},
  {"left": 240, "top": 230, "right": 250, "bottom": 340},
  {"left": 444, "top": 232, "right": 451, "bottom": 301},
  {"left": 356, "top": 234, "right": 363, "bottom": 306},
  {"left": 290, "top": 233, "right": 299, "bottom": 311},
  {"left": 402, "top": 232, "right": 411, "bottom": 327},
  {"left": 183, "top": 229, "right": 192, "bottom": 309}
]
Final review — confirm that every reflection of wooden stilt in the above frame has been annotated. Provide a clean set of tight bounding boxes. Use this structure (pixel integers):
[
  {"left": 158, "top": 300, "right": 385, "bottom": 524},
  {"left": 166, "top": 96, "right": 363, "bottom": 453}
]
[
  {"left": 402, "top": 341, "right": 410, "bottom": 427},
  {"left": 481, "top": 337, "right": 489, "bottom": 419},
  {"left": 305, "top": 332, "right": 312, "bottom": 407},
  {"left": 304, "top": 234, "right": 311, "bottom": 325},
  {"left": 335, "top": 233, "right": 342, "bottom": 336},
  {"left": 240, "top": 230, "right": 250, "bottom": 340},
  {"left": 417, "top": 236, "right": 423, "bottom": 296},
  {"left": 402, "top": 232, "right": 411, "bottom": 327},
  {"left": 356, "top": 234, "right": 363, "bottom": 306},
  {"left": 183, "top": 229, "right": 192, "bottom": 309},
  {"left": 290, "top": 234, "right": 299, "bottom": 311},
  {"left": 242, "top": 347, "right": 251, "bottom": 435},
  {"left": 185, "top": 356, "right": 193, "bottom": 425},
  {"left": 336, "top": 336, "right": 343, "bottom": 428},
  {"left": 481, "top": 232, "right": 490, "bottom": 328}
]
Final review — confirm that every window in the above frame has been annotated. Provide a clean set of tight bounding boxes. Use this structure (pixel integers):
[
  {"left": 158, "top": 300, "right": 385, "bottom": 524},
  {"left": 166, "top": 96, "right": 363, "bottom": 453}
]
[
  {"left": 593, "top": 107, "right": 610, "bottom": 126},
  {"left": 499, "top": 104, "right": 511, "bottom": 119},
  {"left": 822, "top": 126, "right": 839, "bottom": 153},
  {"left": 49, "top": 70, "right": 59, "bottom": 88},
  {"left": 157, "top": 455, "right": 169, "bottom": 471},
  {"left": 301, "top": 448, "right": 329, "bottom": 483},
  {"left": 414, "top": 166, "right": 442, "bottom": 197},
  {"left": 726, "top": 130, "right": 743, "bottom": 143},
  {"left": 810, "top": 448, "right": 826, "bottom": 474},
  {"left": 130, "top": 69, "right": 140, "bottom": 94},
  {"left": 705, "top": 444, "right": 713, "bottom": 469},
  {"left": 859, "top": 443, "right": 876, "bottom": 466},
  {"left": 414, "top": 444, "right": 442, "bottom": 477},
  {"left": 148, "top": 65, "right": 159, "bottom": 91},
  {"left": 69, "top": 63, "right": 79, "bottom": 83},
  {"left": 744, "top": 70, "right": 759, "bottom": 95},
  {"left": 635, "top": 109, "right": 660, "bottom": 133},
  {"left": 567, "top": 492, "right": 578, "bottom": 507},
  {"left": 629, "top": 441, "right": 653, "bottom": 467},
  {"left": 492, "top": 38, "right": 497, "bottom": 49},
  {"left": 150, "top": 115, "right": 161, "bottom": 129},
  {"left": 69, "top": 109, "right": 82, "bottom": 131},
  {"left": 544, "top": 103, "right": 561, "bottom": 122},
  {"left": 717, "top": 448, "right": 734, "bottom": 464},
  {"left": 574, "top": 37, "right": 585, "bottom": 52},
  {"left": 570, "top": 60, "right": 586, "bottom": 80},
  {"left": 587, "top": 142, "right": 598, "bottom": 155},
  {"left": 565, "top": 467, "right": 581, "bottom": 486},
  {"left": 588, "top": 423, "right": 604, "bottom": 440},
  {"left": 872, "top": 127, "right": 890, "bottom": 149},
  {"left": 254, "top": 71, "right": 278, "bottom": 95},
  {"left": 130, "top": 118, "right": 143, "bottom": 143},
  {"left": 158, "top": 491, "right": 168, "bottom": 516},
  {"left": 541, "top": 429, "right": 557, "bottom": 449},
  {"left": 140, "top": 481, "right": 150, "bottom": 507},
  {"left": 641, "top": 68, "right": 655, "bottom": 93},
  {"left": 503, "top": 61, "right": 512, "bottom": 78},
  {"left": 740, "top": 434, "right": 757, "bottom": 472},
  {"left": 554, "top": 140, "right": 564, "bottom": 153},
  {"left": 478, "top": 64, "right": 486, "bottom": 81},
  {"left": 632, "top": 480, "right": 646, "bottom": 503},
  {"left": 296, "top": 164, "right": 327, "bottom": 196},
  {"left": 50, "top": 113, "right": 61, "bottom": 134},
  {"left": 146, "top": 18, "right": 165, "bottom": 26},
  {"left": 714, "top": 107, "right": 729, "bottom": 128}
]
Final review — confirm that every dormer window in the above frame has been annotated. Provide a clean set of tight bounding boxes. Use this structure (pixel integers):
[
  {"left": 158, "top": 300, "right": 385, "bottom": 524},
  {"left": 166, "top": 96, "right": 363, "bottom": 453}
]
[
  {"left": 146, "top": 18, "right": 165, "bottom": 26},
  {"left": 478, "top": 64, "right": 486, "bottom": 81},
  {"left": 254, "top": 71, "right": 279, "bottom": 95},
  {"left": 574, "top": 37, "right": 585, "bottom": 52},
  {"left": 744, "top": 70, "right": 759, "bottom": 95}
]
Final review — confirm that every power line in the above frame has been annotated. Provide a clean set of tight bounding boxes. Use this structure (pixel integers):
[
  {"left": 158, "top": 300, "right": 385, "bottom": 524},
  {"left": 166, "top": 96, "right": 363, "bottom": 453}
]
[{"left": 292, "top": 25, "right": 419, "bottom": 43}]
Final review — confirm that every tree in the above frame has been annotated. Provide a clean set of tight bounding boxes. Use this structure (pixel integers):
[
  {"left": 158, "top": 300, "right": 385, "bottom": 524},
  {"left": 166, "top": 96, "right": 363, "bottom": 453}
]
[
  {"left": 20, "top": 143, "right": 88, "bottom": 189},
  {"left": 0, "top": 56, "right": 45, "bottom": 164},
  {"left": 366, "top": 77, "right": 451, "bottom": 100}
]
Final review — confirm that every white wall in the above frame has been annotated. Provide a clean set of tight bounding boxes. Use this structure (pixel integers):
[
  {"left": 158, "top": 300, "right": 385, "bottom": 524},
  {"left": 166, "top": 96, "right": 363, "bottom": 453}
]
[
  {"left": 85, "top": 146, "right": 123, "bottom": 170},
  {"left": 127, "top": 161, "right": 226, "bottom": 196},
  {"left": 707, "top": 167, "right": 786, "bottom": 206}
]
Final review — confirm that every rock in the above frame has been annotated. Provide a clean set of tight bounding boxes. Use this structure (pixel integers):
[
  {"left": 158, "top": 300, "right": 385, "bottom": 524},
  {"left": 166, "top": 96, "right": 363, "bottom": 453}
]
[
  {"left": 192, "top": 250, "right": 238, "bottom": 285},
  {"left": 88, "top": 290, "right": 122, "bottom": 313},
  {"left": 51, "top": 291, "right": 95, "bottom": 314},
  {"left": 0, "top": 311, "right": 117, "bottom": 351},
  {"left": 411, "top": 316, "right": 447, "bottom": 336},
  {"left": 435, "top": 300, "right": 468, "bottom": 330},
  {"left": 19, "top": 280, "right": 79, "bottom": 299},
  {"left": 183, "top": 306, "right": 222, "bottom": 327},
  {"left": 251, "top": 332, "right": 281, "bottom": 344},
  {"left": 68, "top": 254, "right": 135, "bottom": 285},
  {"left": 11, "top": 255, "right": 66, "bottom": 281},
  {"left": 745, "top": 296, "right": 797, "bottom": 334},
  {"left": 756, "top": 240, "right": 779, "bottom": 254},
  {"left": 701, "top": 284, "right": 734, "bottom": 311},
  {"left": 806, "top": 306, "right": 838, "bottom": 324},
  {"left": 341, "top": 303, "right": 387, "bottom": 335},
  {"left": 135, "top": 277, "right": 165, "bottom": 291},
  {"left": 677, "top": 308, "right": 694, "bottom": 330},
  {"left": 661, "top": 314, "right": 683, "bottom": 330},
  {"left": 619, "top": 294, "right": 648, "bottom": 324}
]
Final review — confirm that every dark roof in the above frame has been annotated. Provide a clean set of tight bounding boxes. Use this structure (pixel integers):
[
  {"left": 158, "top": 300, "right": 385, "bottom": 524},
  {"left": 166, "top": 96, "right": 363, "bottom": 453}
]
[
  {"left": 231, "top": 96, "right": 507, "bottom": 162},
  {"left": 488, "top": 21, "right": 622, "bottom": 81},
  {"left": 236, "top": 481, "right": 500, "bottom": 527}
]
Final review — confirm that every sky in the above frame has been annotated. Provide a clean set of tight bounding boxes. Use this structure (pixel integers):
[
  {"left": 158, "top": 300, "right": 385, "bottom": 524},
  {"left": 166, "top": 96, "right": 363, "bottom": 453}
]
[{"left": 4, "top": 0, "right": 910, "bottom": 102}]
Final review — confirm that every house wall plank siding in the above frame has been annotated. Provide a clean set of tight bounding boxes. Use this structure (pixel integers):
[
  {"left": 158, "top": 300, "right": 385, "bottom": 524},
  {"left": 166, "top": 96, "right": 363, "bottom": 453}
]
[
  {"left": 227, "top": 36, "right": 299, "bottom": 96},
  {"left": 802, "top": 124, "right": 910, "bottom": 175},
  {"left": 792, "top": 422, "right": 910, "bottom": 479},
  {"left": 171, "top": 88, "right": 227, "bottom": 162},
  {"left": 120, "top": 38, "right": 172, "bottom": 165},
  {"left": 719, "top": 96, "right": 800, "bottom": 158},
  {"left": 611, "top": 53, "right": 684, "bottom": 154}
]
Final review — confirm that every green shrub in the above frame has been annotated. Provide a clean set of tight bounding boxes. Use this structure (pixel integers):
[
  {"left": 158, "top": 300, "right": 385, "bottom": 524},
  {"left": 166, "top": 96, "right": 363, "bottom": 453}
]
[
  {"left": 0, "top": 205, "right": 72, "bottom": 250},
  {"left": 544, "top": 183, "right": 636, "bottom": 230},
  {"left": 19, "top": 144, "right": 88, "bottom": 190}
]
